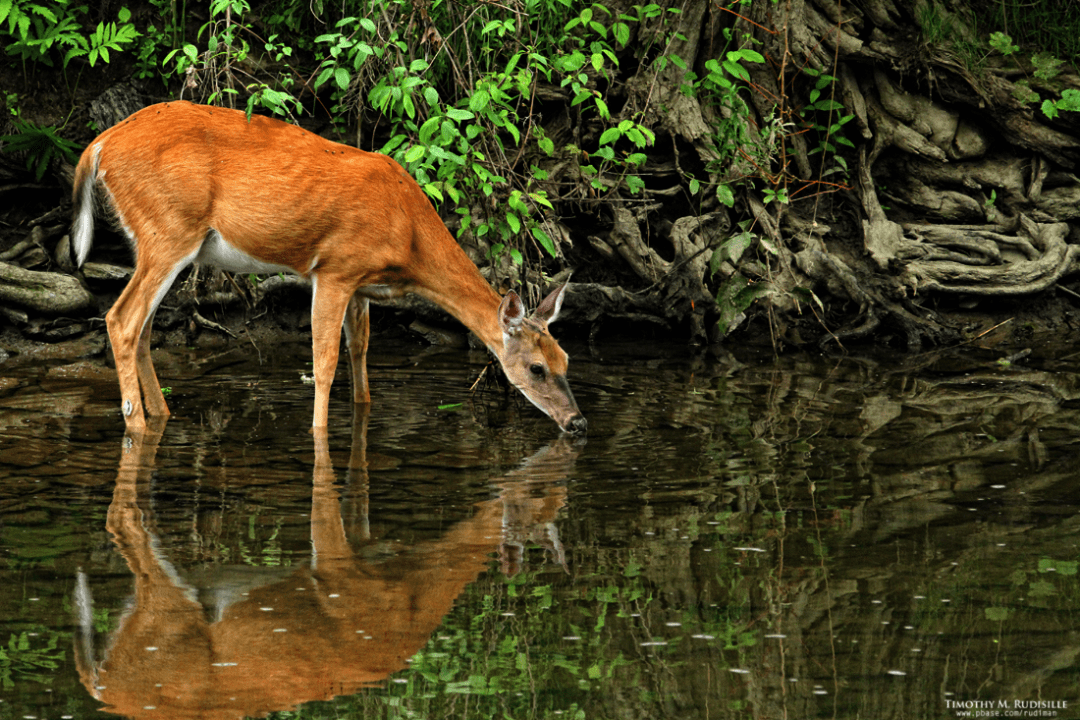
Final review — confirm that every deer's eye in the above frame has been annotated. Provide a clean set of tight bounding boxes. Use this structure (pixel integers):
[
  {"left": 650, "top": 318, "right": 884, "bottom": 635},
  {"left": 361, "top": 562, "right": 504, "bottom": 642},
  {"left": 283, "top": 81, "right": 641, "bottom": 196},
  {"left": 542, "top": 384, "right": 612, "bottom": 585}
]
[{"left": 529, "top": 363, "right": 546, "bottom": 378}]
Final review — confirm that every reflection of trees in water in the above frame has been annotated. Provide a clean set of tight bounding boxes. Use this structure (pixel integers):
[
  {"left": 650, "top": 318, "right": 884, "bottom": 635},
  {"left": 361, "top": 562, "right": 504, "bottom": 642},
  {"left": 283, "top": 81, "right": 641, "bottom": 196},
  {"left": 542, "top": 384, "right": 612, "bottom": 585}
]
[{"left": 564, "top": 348, "right": 1080, "bottom": 719}]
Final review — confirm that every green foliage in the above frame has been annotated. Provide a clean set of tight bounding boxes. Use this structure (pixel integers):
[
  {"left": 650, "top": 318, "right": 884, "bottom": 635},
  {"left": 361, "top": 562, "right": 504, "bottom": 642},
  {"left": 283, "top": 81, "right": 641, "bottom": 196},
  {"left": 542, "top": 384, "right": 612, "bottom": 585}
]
[
  {"left": 0, "top": 115, "right": 79, "bottom": 180},
  {"left": 372, "top": 563, "right": 649, "bottom": 718},
  {"left": 0, "top": 630, "right": 64, "bottom": 689},
  {"left": 709, "top": 224, "right": 772, "bottom": 336},
  {"left": 981, "top": 32, "right": 1080, "bottom": 120},
  {"left": 294, "top": 0, "right": 667, "bottom": 268},
  {"left": 800, "top": 67, "right": 854, "bottom": 181},
  {"left": 988, "top": 31, "right": 1019, "bottom": 56},
  {"left": 0, "top": 1, "right": 140, "bottom": 69},
  {"left": 0, "top": 3, "right": 144, "bottom": 177},
  {"left": 0, "top": 0, "right": 859, "bottom": 334},
  {"left": 981, "top": 0, "right": 1080, "bottom": 66}
]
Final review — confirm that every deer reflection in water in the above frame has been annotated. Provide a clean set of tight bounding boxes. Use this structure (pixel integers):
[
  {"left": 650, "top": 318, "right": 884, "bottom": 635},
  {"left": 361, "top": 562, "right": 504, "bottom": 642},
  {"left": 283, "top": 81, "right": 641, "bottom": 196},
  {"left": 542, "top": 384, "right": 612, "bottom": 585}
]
[{"left": 75, "top": 413, "right": 579, "bottom": 720}]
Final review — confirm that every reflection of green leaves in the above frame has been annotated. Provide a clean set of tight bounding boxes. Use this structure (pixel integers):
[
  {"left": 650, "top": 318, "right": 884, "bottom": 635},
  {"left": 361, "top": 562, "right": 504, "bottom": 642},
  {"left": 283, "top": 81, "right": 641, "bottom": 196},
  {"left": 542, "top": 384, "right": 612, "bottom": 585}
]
[
  {"left": 1, "top": 514, "right": 84, "bottom": 568},
  {"left": 1028, "top": 580, "right": 1056, "bottom": 597},
  {"left": 1038, "top": 558, "right": 1078, "bottom": 575},
  {"left": 238, "top": 516, "right": 285, "bottom": 567},
  {"left": 984, "top": 607, "right": 1009, "bottom": 622},
  {"left": 381, "top": 562, "right": 649, "bottom": 715},
  {"left": 0, "top": 631, "right": 64, "bottom": 689}
]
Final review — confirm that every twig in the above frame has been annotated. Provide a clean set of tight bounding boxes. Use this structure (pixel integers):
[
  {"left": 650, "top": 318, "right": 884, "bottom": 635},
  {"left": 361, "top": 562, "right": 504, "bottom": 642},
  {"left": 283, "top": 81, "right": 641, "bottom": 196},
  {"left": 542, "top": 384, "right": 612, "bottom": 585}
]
[{"left": 193, "top": 310, "right": 237, "bottom": 338}]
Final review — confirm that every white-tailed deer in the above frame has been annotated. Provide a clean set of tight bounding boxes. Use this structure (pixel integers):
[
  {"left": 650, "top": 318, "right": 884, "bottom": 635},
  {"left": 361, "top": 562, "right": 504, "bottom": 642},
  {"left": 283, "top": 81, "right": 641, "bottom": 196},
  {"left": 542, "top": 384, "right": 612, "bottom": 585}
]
[{"left": 71, "top": 101, "right": 586, "bottom": 434}]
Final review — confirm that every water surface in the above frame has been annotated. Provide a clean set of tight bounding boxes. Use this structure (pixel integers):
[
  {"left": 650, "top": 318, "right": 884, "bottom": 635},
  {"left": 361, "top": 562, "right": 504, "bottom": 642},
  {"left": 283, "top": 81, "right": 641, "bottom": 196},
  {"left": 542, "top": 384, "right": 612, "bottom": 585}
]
[{"left": 1, "top": 335, "right": 1079, "bottom": 719}]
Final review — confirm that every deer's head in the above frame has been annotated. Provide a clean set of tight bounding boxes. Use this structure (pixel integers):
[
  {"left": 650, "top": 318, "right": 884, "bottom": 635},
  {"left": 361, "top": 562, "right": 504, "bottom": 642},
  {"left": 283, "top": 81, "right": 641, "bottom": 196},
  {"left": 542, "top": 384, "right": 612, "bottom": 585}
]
[{"left": 497, "top": 284, "right": 587, "bottom": 434}]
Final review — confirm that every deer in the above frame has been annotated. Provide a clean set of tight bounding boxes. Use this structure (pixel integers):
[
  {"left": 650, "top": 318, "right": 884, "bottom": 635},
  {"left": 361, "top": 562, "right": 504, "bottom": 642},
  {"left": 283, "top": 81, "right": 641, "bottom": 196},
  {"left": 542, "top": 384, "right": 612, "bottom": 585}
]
[{"left": 70, "top": 101, "right": 586, "bottom": 434}]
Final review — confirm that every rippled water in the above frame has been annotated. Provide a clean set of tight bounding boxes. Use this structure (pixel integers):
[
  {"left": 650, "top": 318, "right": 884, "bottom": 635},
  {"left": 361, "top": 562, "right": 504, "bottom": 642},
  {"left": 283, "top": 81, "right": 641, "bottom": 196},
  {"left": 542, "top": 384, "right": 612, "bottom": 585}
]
[{"left": 2, "top": 334, "right": 1080, "bottom": 719}]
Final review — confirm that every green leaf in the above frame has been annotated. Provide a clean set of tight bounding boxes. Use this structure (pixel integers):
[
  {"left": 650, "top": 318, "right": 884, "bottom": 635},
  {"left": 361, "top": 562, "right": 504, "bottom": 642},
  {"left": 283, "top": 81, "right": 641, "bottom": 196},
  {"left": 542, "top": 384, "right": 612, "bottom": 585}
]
[
  {"left": 716, "top": 183, "right": 735, "bottom": 207},
  {"left": 722, "top": 59, "right": 749, "bottom": 81},
  {"left": 594, "top": 97, "right": 610, "bottom": 119},
  {"left": 598, "top": 127, "right": 621, "bottom": 145},
  {"left": 721, "top": 231, "right": 754, "bottom": 266},
  {"left": 532, "top": 226, "right": 557, "bottom": 257},
  {"left": 404, "top": 144, "right": 425, "bottom": 163},
  {"left": 419, "top": 116, "right": 440, "bottom": 144},
  {"left": 469, "top": 88, "right": 490, "bottom": 112},
  {"left": 423, "top": 182, "right": 443, "bottom": 202},
  {"left": 446, "top": 107, "right": 474, "bottom": 121},
  {"left": 334, "top": 67, "right": 350, "bottom": 90},
  {"left": 529, "top": 192, "right": 553, "bottom": 209},
  {"left": 562, "top": 50, "right": 586, "bottom": 72},
  {"left": 505, "top": 212, "right": 521, "bottom": 234},
  {"left": 508, "top": 191, "right": 529, "bottom": 213},
  {"left": 733, "top": 48, "right": 764, "bottom": 63},
  {"left": 613, "top": 21, "right": 629, "bottom": 46}
]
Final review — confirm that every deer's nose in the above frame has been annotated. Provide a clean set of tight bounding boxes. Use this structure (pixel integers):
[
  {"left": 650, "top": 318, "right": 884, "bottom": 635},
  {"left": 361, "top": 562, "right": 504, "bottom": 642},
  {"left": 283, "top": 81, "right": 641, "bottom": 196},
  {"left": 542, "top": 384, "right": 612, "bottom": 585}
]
[{"left": 564, "top": 414, "right": 588, "bottom": 434}]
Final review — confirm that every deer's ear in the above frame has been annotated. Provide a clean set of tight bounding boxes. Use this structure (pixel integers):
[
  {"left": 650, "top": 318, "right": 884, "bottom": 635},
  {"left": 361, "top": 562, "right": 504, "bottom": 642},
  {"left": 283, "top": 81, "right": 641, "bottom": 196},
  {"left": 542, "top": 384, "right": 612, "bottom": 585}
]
[
  {"left": 498, "top": 290, "right": 525, "bottom": 335},
  {"left": 532, "top": 282, "right": 568, "bottom": 326}
]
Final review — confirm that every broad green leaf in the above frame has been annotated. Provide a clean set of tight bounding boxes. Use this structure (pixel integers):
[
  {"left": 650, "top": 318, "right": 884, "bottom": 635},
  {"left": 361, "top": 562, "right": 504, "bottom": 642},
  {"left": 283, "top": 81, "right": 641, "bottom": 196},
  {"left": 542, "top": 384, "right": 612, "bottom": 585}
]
[
  {"left": 532, "top": 226, "right": 557, "bottom": 257},
  {"left": 419, "top": 116, "right": 440, "bottom": 144},
  {"left": 404, "top": 144, "right": 425, "bottom": 163},
  {"left": 446, "top": 107, "right": 475, "bottom": 121},
  {"left": 594, "top": 97, "right": 610, "bottom": 119},
  {"left": 598, "top": 127, "right": 621, "bottom": 145},
  {"left": 529, "top": 192, "right": 553, "bottom": 209},
  {"left": 613, "top": 21, "right": 629, "bottom": 46},
  {"left": 505, "top": 211, "right": 521, "bottom": 234},
  {"left": 469, "top": 88, "right": 490, "bottom": 112},
  {"left": 334, "top": 67, "right": 349, "bottom": 90}
]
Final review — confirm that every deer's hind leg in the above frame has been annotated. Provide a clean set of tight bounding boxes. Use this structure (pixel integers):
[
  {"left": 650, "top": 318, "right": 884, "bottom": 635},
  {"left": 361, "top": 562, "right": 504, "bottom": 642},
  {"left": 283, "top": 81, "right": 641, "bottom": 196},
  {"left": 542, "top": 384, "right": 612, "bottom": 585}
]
[
  {"left": 105, "top": 214, "right": 202, "bottom": 428},
  {"left": 343, "top": 294, "right": 371, "bottom": 405}
]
